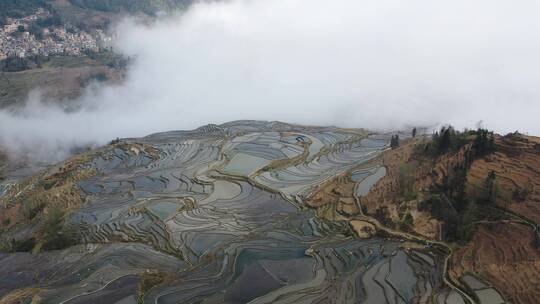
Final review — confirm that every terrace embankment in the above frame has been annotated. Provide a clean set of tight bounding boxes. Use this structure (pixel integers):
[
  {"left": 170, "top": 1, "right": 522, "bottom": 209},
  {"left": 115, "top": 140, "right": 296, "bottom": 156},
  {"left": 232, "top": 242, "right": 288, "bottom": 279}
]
[
  {"left": 360, "top": 137, "right": 443, "bottom": 238},
  {"left": 3, "top": 122, "right": 539, "bottom": 303},
  {"left": 0, "top": 142, "right": 158, "bottom": 251},
  {"left": 1, "top": 122, "right": 462, "bottom": 303},
  {"left": 451, "top": 221, "right": 540, "bottom": 304},
  {"left": 307, "top": 131, "right": 540, "bottom": 304},
  {"left": 306, "top": 170, "right": 360, "bottom": 219},
  {"left": 467, "top": 134, "right": 540, "bottom": 223},
  {"left": 305, "top": 136, "right": 442, "bottom": 239},
  {"left": 0, "top": 152, "right": 95, "bottom": 232},
  {"left": 454, "top": 134, "right": 540, "bottom": 304}
]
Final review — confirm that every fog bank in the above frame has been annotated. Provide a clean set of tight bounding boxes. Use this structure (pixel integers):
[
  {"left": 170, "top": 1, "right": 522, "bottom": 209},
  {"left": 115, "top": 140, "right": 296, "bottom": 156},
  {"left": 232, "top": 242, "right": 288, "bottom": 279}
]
[{"left": 1, "top": 0, "right": 540, "bottom": 162}]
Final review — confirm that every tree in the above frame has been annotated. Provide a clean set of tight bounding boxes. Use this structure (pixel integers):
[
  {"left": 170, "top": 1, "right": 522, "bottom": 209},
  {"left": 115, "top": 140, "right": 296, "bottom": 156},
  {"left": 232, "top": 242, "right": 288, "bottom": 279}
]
[
  {"left": 373, "top": 206, "right": 394, "bottom": 228},
  {"left": 40, "top": 205, "right": 77, "bottom": 251},
  {"left": 513, "top": 185, "right": 530, "bottom": 202},
  {"left": 28, "top": 23, "right": 43, "bottom": 39},
  {"left": 36, "top": 14, "right": 63, "bottom": 27},
  {"left": 400, "top": 212, "right": 414, "bottom": 230},
  {"left": 483, "top": 170, "right": 498, "bottom": 204},
  {"left": 17, "top": 24, "right": 25, "bottom": 32},
  {"left": 412, "top": 128, "right": 417, "bottom": 138},
  {"left": 438, "top": 126, "right": 452, "bottom": 154},
  {"left": 472, "top": 128, "right": 495, "bottom": 157},
  {"left": 1, "top": 56, "right": 41, "bottom": 72},
  {"left": 390, "top": 135, "right": 400, "bottom": 149}
]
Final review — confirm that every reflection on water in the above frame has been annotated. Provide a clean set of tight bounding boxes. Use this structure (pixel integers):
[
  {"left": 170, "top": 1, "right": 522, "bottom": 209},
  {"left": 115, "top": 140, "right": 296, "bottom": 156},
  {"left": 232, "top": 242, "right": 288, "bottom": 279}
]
[{"left": 0, "top": 122, "right": 461, "bottom": 304}]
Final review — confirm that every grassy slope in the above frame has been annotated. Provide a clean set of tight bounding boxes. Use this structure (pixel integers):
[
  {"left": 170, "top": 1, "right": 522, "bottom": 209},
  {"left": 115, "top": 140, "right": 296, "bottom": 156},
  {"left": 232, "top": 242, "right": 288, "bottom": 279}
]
[{"left": 0, "top": 55, "right": 122, "bottom": 107}]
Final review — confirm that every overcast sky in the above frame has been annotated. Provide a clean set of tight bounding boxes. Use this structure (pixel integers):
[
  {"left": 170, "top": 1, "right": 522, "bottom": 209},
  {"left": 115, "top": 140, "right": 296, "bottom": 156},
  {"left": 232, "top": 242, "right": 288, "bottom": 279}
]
[{"left": 1, "top": 0, "right": 540, "bottom": 162}]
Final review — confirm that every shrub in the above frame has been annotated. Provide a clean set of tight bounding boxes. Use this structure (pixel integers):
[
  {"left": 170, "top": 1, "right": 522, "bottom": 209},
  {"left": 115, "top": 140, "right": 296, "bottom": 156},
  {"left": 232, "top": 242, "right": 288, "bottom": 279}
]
[
  {"left": 0, "top": 237, "right": 36, "bottom": 252},
  {"left": 512, "top": 186, "right": 530, "bottom": 202},
  {"left": 373, "top": 206, "right": 394, "bottom": 228},
  {"left": 1, "top": 56, "right": 46, "bottom": 72},
  {"left": 39, "top": 205, "right": 78, "bottom": 251},
  {"left": 399, "top": 212, "right": 414, "bottom": 230},
  {"left": 12, "top": 237, "right": 36, "bottom": 252},
  {"left": 399, "top": 163, "right": 417, "bottom": 200},
  {"left": 138, "top": 271, "right": 166, "bottom": 301},
  {"left": 2, "top": 218, "right": 10, "bottom": 226},
  {"left": 22, "top": 197, "right": 47, "bottom": 220}
]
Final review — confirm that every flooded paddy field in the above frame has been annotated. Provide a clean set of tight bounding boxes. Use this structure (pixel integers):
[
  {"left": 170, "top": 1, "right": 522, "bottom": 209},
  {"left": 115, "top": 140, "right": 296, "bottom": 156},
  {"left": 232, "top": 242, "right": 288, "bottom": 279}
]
[{"left": 0, "top": 121, "right": 466, "bottom": 303}]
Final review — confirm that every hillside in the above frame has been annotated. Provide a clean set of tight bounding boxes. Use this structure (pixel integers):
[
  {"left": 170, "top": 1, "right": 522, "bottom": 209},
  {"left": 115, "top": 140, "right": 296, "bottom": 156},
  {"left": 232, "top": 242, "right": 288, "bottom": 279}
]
[
  {"left": 0, "top": 121, "right": 538, "bottom": 304},
  {"left": 305, "top": 128, "right": 540, "bottom": 304},
  {"left": 1, "top": 0, "right": 192, "bottom": 26},
  {"left": 0, "top": 121, "right": 466, "bottom": 303},
  {"left": 68, "top": 0, "right": 194, "bottom": 16},
  {"left": 0, "top": 0, "right": 188, "bottom": 108}
]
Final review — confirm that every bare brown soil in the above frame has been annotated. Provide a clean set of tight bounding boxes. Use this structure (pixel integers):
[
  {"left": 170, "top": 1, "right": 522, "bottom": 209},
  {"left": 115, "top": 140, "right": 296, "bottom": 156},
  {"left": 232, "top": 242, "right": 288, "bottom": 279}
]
[
  {"left": 447, "top": 134, "right": 540, "bottom": 304},
  {"left": 467, "top": 135, "right": 540, "bottom": 224},
  {"left": 451, "top": 222, "right": 540, "bottom": 304},
  {"left": 306, "top": 172, "right": 359, "bottom": 217},
  {"left": 305, "top": 138, "right": 442, "bottom": 238},
  {"left": 359, "top": 139, "right": 442, "bottom": 238},
  {"left": 306, "top": 133, "right": 540, "bottom": 303}
]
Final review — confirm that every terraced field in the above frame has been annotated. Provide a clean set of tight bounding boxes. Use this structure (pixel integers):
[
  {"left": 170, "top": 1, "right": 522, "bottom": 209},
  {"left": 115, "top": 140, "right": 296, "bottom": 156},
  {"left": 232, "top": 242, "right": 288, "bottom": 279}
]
[
  {"left": 452, "top": 222, "right": 540, "bottom": 304},
  {"left": 0, "top": 121, "right": 467, "bottom": 303}
]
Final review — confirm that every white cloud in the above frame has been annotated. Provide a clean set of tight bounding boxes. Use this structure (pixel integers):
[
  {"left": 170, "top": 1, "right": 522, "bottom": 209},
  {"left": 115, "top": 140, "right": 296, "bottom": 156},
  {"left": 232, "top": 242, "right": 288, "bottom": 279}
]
[{"left": 1, "top": 0, "right": 540, "bottom": 162}]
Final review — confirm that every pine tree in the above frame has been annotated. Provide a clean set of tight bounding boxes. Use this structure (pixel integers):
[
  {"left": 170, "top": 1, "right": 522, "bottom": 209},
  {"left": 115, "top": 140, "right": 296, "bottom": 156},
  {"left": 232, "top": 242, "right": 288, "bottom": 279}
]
[
  {"left": 484, "top": 170, "right": 497, "bottom": 204},
  {"left": 390, "top": 135, "right": 400, "bottom": 149},
  {"left": 438, "top": 127, "right": 452, "bottom": 154}
]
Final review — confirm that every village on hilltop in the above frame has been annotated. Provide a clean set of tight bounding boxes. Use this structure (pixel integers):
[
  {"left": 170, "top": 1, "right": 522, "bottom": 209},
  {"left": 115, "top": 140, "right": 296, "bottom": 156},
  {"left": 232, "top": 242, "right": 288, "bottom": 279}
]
[{"left": 0, "top": 8, "right": 112, "bottom": 60}]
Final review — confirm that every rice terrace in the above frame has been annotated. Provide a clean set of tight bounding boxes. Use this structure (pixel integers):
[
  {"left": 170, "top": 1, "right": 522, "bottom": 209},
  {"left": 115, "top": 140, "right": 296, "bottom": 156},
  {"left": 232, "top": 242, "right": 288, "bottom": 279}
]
[{"left": 3, "top": 120, "right": 533, "bottom": 304}]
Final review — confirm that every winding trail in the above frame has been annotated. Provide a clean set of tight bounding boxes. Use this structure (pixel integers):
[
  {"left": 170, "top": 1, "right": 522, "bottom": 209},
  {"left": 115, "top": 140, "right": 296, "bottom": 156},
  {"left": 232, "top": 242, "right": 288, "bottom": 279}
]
[{"left": 346, "top": 164, "right": 478, "bottom": 304}]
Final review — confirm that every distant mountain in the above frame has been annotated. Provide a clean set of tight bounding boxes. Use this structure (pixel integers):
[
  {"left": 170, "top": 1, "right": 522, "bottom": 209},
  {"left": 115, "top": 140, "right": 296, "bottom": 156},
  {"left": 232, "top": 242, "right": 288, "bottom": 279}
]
[
  {"left": 0, "top": 0, "right": 46, "bottom": 20},
  {"left": 1, "top": 0, "right": 196, "bottom": 29},
  {"left": 68, "top": 0, "right": 194, "bottom": 15}
]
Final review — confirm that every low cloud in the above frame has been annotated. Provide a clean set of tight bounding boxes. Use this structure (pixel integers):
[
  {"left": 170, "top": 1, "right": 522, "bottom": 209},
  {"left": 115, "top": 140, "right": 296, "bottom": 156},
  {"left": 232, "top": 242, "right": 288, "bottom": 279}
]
[{"left": 1, "top": 0, "right": 540, "bottom": 162}]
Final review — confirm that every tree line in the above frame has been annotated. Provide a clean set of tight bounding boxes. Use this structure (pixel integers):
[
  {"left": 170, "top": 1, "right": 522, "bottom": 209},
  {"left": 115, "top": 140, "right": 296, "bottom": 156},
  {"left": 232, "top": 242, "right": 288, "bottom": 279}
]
[{"left": 416, "top": 126, "right": 499, "bottom": 243}]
